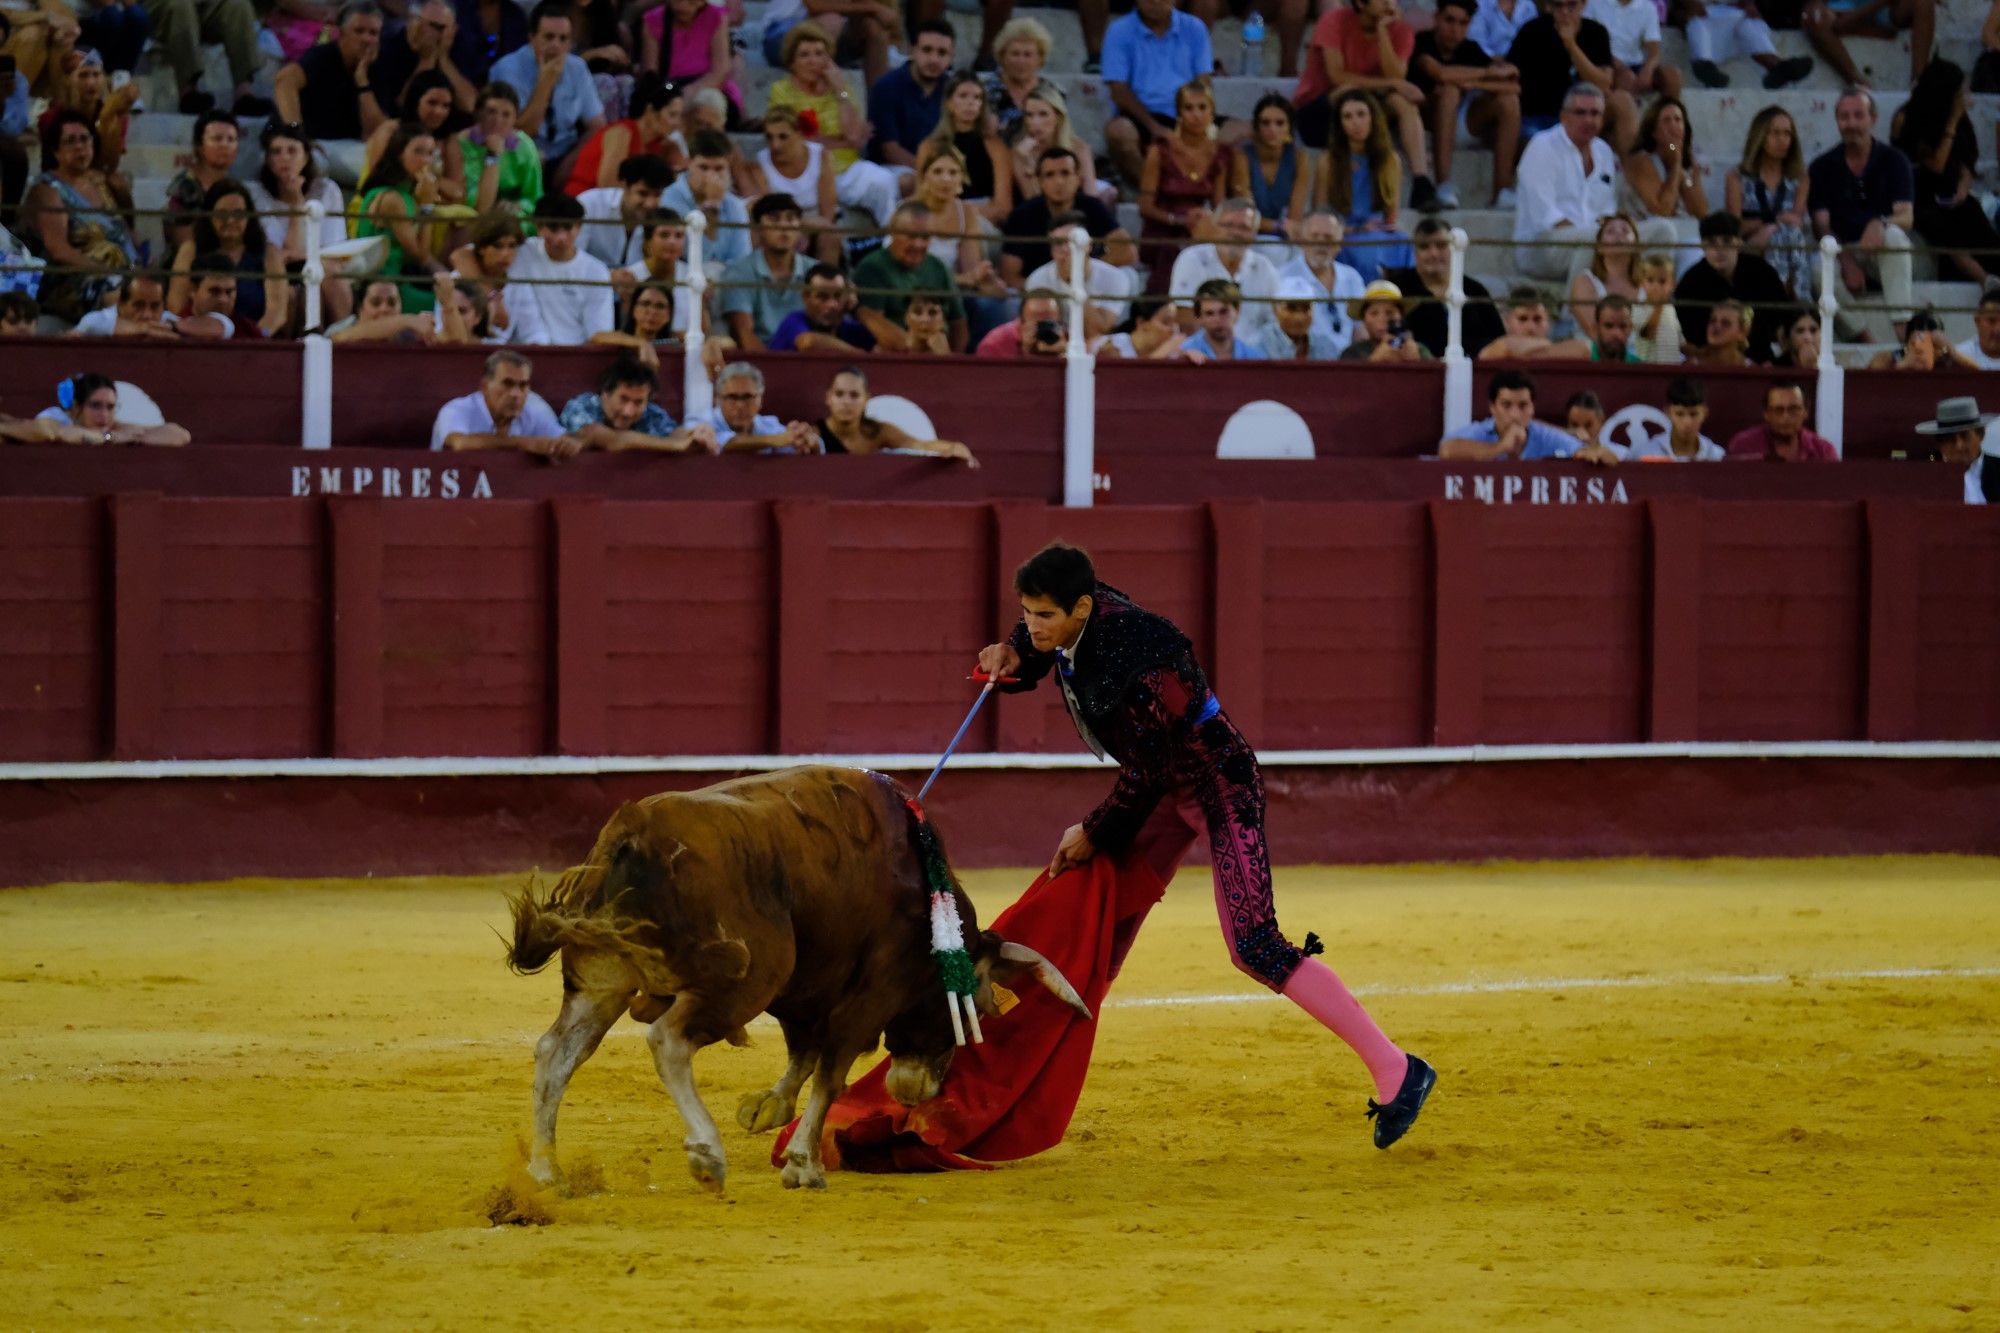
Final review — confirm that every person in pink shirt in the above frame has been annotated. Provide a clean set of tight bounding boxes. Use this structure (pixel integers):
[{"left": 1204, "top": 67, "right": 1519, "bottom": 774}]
[
  {"left": 1293, "top": 0, "right": 1438, "bottom": 212},
  {"left": 1726, "top": 381, "right": 1838, "bottom": 460},
  {"left": 640, "top": 0, "right": 742, "bottom": 120},
  {"left": 976, "top": 289, "right": 1069, "bottom": 357}
]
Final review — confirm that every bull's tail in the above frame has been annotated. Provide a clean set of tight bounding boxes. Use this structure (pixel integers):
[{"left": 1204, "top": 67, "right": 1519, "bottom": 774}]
[{"left": 504, "top": 864, "right": 610, "bottom": 975}]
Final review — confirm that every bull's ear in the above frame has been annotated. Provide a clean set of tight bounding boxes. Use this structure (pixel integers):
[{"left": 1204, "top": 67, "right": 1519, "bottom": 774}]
[{"left": 977, "top": 937, "right": 1092, "bottom": 1022}]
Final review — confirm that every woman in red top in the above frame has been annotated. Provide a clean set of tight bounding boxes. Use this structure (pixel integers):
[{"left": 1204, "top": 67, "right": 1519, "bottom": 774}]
[
  {"left": 1136, "top": 79, "right": 1238, "bottom": 294},
  {"left": 563, "top": 76, "right": 683, "bottom": 195}
]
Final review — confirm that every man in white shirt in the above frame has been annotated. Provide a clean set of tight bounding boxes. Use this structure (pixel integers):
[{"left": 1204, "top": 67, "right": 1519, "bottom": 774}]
[
  {"left": 1025, "top": 214, "right": 1138, "bottom": 341},
  {"left": 1584, "top": 0, "right": 1679, "bottom": 100},
  {"left": 69, "top": 276, "right": 180, "bottom": 338},
  {"left": 1168, "top": 197, "right": 1282, "bottom": 340},
  {"left": 1955, "top": 291, "right": 2000, "bottom": 370},
  {"left": 503, "top": 194, "right": 616, "bottom": 346},
  {"left": 1277, "top": 210, "right": 1366, "bottom": 353},
  {"left": 1514, "top": 82, "right": 1673, "bottom": 279},
  {"left": 576, "top": 154, "right": 671, "bottom": 269},
  {"left": 430, "top": 349, "right": 578, "bottom": 456}
]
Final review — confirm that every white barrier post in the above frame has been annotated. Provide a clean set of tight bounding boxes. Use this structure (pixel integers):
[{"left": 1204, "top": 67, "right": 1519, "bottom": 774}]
[
  {"left": 1062, "top": 227, "right": 1095, "bottom": 508},
  {"left": 682, "top": 209, "right": 712, "bottom": 420},
  {"left": 1442, "top": 226, "right": 1473, "bottom": 433},
  {"left": 302, "top": 199, "right": 325, "bottom": 334},
  {"left": 299, "top": 200, "right": 332, "bottom": 450},
  {"left": 1816, "top": 234, "right": 1844, "bottom": 457}
]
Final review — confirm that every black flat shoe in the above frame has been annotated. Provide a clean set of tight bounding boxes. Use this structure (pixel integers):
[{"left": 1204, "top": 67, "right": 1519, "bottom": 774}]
[{"left": 1366, "top": 1054, "right": 1436, "bottom": 1149}]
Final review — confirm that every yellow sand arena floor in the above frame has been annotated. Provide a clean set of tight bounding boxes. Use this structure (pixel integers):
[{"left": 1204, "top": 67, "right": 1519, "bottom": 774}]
[{"left": 3, "top": 857, "right": 1997, "bottom": 1330}]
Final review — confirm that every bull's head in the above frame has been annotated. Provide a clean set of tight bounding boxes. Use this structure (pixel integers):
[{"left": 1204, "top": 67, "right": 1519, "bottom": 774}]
[{"left": 883, "top": 931, "right": 1092, "bottom": 1107}]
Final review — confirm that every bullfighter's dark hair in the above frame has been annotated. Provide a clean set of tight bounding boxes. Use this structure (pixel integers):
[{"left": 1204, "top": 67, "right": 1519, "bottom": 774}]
[{"left": 1014, "top": 542, "right": 1096, "bottom": 613}]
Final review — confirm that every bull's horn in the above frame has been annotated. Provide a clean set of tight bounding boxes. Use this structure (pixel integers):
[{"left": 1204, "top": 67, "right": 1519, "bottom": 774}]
[{"left": 998, "top": 942, "right": 1093, "bottom": 1021}]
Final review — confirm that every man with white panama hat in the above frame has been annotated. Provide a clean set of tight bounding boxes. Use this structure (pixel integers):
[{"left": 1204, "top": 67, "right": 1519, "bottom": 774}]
[
  {"left": 1253, "top": 275, "right": 1344, "bottom": 360},
  {"left": 1913, "top": 396, "right": 2000, "bottom": 505}
]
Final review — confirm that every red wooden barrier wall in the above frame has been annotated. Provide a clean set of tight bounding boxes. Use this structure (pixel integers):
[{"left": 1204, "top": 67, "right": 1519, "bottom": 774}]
[{"left": 4, "top": 496, "right": 1997, "bottom": 764}]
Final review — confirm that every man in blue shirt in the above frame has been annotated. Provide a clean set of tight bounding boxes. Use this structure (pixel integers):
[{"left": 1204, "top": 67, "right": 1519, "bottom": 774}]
[
  {"left": 663, "top": 130, "right": 752, "bottom": 269},
  {"left": 1439, "top": 369, "right": 1617, "bottom": 461},
  {"left": 557, "top": 358, "right": 719, "bottom": 453},
  {"left": 1189, "top": 278, "right": 1266, "bottom": 361},
  {"left": 867, "top": 19, "right": 954, "bottom": 171},
  {"left": 1102, "top": 0, "right": 1214, "bottom": 186},
  {"left": 768, "top": 264, "right": 878, "bottom": 351},
  {"left": 491, "top": 0, "right": 604, "bottom": 190}
]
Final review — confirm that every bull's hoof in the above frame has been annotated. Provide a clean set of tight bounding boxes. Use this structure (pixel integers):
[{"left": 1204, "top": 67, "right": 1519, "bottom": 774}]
[
  {"left": 736, "top": 1089, "right": 796, "bottom": 1134},
  {"left": 780, "top": 1156, "right": 827, "bottom": 1191},
  {"left": 685, "top": 1142, "right": 727, "bottom": 1195},
  {"left": 526, "top": 1156, "right": 563, "bottom": 1191}
]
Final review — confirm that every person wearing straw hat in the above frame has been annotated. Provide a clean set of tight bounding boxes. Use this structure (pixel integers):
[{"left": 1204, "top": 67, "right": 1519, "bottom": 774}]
[
  {"left": 1337, "top": 278, "right": 1430, "bottom": 361},
  {"left": 1914, "top": 396, "right": 2000, "bottom": 505}
]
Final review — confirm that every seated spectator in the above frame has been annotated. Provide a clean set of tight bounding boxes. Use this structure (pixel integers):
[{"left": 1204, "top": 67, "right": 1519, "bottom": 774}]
[
  {"left": 816, "top": 364, "right": 974, "bottom": 463},
  {"left": 664, "top": 129, "right": 751, "bottom": 269},
  {"left": 1283, "top": 210, "right": 1368, "bottom": 354},
  {"left": 162, "top": 110, "right": 239, "bottom": 255},
  {"left": 36, "top": 370, "right": 191, "bottom": 444},
  {"left": 1340, "top": 278, "right": 1431, "bottom": 361},
  {"left": 39, "top": 45, "right": 137, "bottom": 181},
  {"left": 564, "top": 73, "right": 679, "bottom": 197},
  {"left": 1469, "top": 0, "right": 1539, "bottom": 76},
  {"left": 450, "top": 212, "right": 523, "bottom": 306},
  {"left": 491, "top": 0, "right": 605, "bottom": 190},
  {"left": 758, "top": 0, "right": 904, "bottom": 87},
  {"left": 868, "top": 18, "right": 953, "bottom": 172},
  {"left": 252, "top": 120, "right": 352, "bottom": 324},
  {"left": 852, "top": 202, "right": 967, "bottom": 351},
  {"left": 1773, "top": 307, "right": 1821, "bottom": 368},
  {"left": 329, "top": 272, "right": 477, "bottom": 341},
  {"left": 754, "top": 103, "right": 900, "bottom": 255},
  {"left": 1686, "top": 0, "right": 1810, "bottom": 89},
  {"left": 1675, "top": 211, "right": 1793, "bottom": 363},
  {"left": 563, "top": 0, "right": 635, "bottom": 95},
  {"left": 1012, "top": 86, "right": 1115, "bottom": 210},
  {"left": 1512, "top": 82, "right": 1619, "bottom": 281},
  {"left": 920, "top": 73, "right": 1013, "bottom": 223},
  {"left": 274, "top": 2, "right": 388, "bottom": 185},
  {"left": 912, "top": 141, "right": 1010, "bottom": 337},
  {"left": 179, "top": 249, "right": 285, "bottom": 338},
  {"left": 703, "top": 361, "right": 819, "bottom": 452},
  {"left": 1102, "top": 0, "right": 1214, "bottom": 189},
  {"left": 1563, "top": 388, "right": 1606, "bottom": 449},
  {"left": 1620, "top": 96, "right": 1706, "bottom": 273},
  {"left": 595, "top": 275, "right": 689, "bottom": 365},
  {"left": 902, "top": 292, "right": 953, "bottom": 354},
  {"left": 366, "top": 1, "right": 477, "bottom": 120},
  {"left": 1383, "top": 219, "right": 1496, "bottom": 358},
  {"left": 1479, "top": 287, "right": 1588, "bottom": 360},
  {"left": 1726, "top": 106, "right": 1813, "bottom": 302},
  {"left": 357, "top": 121, "right": 447, "bottom": 312},
  {"left": 769, "top": 262, "right": 875, "bottom": 351},
  {"left": 22, "top": 110, "right": 135, "bottom": 322},
  {"left": 501, "top": 193, "right": 616, "bottom": 347},
  {"left": 1294, "top": 0, "right": 1439, "bottom": 212},
  {"left": 1182, "top": 279, "right": 1265, "bottom": 361},
  {"left": 1867, "top": 311, "right": 1979, "bottom": 371},
  {"left": 1238, "top": 96, "right": 1311, "bottom": 238},
  {"left": 1793, "top": 0, "right": 1932, "bottom": 93},
  {"left": 1588, "top": 293, "right": 1640, "bottom": 361},
  {"left": 168, "top": 179, "right": 287, "bottom": 333},
  {"left": 433, "top": 350, "right": 577, "bottom": 455},
  {"left": 1506, "top": 0, "right": 1634, "bottom": 151},
  {"left": 443, "top": 0, "right": 527, "bottom": 88},
  {"left": 327, "top": 276, "right": 406, "bottom": 338},
  {"left": 1441, "top": 368, "right": 1611, "bottom": 459},
  {"left": 1688, "top": 298, "right": 1751, "bottom": 367},
  {"left": 72, "top": 272, "right": 177, "bottom": 337},
  {"left": 1892, "top": 61, "right": 2000, "bottom": 288},
  {"left": 1169, "top": 197, "right": 1281, "bottom": 340},
  {"left": 1587, "top": 0, "right": 1680, "bottom": 102},
  {"left": 1412, "top": 0, "right": 1522, "bottom": 208},
  {"left": 983, "top": 16, "right": 1052, "bottom": 135},
  {"left": 1318, "top": 90, "right": 1413, "bottom": 281},
  {"left": 1912, "top": 396, "right": 1999, "bottom": 504},
  {"left": 1628, "top": 375, "right": 1726, "bottom": 459},
  {"left": 1727, "top": 380, "right": 1836, "bottom": 459},
  {"left": 0, "top": 291, "right": 39, "bottom": 334},
  {"left": 1569, "top": 212, "right": 1641, "bottom": 340},
  {"left": 1097, "top": 293, "right": 1207, "bottom": 361},
  {"left": 767, "top": 25, "right": 905, "bottom": 227},
  {"left": 1810, "top": 89, "right": 1913, "bottom": 337},
  {"left": 1001, "top": 146, "right": 1120, "bottom": 286},
  {"left": 558, "top": 355, "right": 717, "bottom": 452},
  {"left": 976, "top": 288, "right": 1068, "bottom": 357},
  {"left": 1257, "top": 275, "right": 1343, "bottom": 360},
  {"left": 576, "top": 153, "right": 669, "bottom": 268},
  {"left": 612, "top": 211, "right": 699, "bottom": 333},
  {"left": 122, "top": 0, "right": 261, "bottom": 115},
  {"left": 1026, "top": 214, "right": 1137, "bottom": 341},
  {"left": 1632, "top": 250, "right": 1682, "bottom": 362},
  {"left": 638, "top": 0, "right": 739, "bottom": 124},
  {"left": 1956, "top": 291, "right": 2000, "bottom": 370},
  {"left": 448, "top": 82, "right": 545, "bottom": 219},
  {"left": 719, "top": 193, "right": 809, "bottom": 350}
]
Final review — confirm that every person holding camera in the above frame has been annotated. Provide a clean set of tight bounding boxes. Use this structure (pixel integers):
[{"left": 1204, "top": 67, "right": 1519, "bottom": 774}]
[
  {"left": 975, "top": 288, "right": 1070, "bottom": 357},
  {"left": 1337, "top": 278, "right": 1431, "bottom": 361}
]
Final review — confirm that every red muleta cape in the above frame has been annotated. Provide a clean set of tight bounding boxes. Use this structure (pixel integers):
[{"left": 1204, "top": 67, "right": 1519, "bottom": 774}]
[{"left": 771, "top": 853, "right": 1165, "bottom": 1172}]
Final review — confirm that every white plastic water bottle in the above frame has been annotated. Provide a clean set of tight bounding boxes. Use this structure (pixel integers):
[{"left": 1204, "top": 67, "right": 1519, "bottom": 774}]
[{"left": 1239, "top": 13, "right": 1265, "bottom": 76}]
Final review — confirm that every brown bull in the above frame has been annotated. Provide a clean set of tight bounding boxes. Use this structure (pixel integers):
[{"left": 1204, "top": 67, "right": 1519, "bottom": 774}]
[{"left": 505, "top": 765, "right": 1090, "bottom": 1192}]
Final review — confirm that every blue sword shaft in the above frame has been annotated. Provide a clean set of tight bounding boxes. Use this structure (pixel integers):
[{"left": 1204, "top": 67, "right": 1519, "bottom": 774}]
[{"left": 917, "top": 681, "right": 996, "bottom": 802}]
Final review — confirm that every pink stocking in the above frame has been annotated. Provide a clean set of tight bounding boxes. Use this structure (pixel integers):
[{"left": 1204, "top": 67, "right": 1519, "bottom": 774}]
[{"left": 1282, "top": 960, "right": 1408, "bottom": 1102}]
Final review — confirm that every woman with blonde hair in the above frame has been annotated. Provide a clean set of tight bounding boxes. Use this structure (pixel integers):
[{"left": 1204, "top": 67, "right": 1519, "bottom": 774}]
[
  {"left": 764, "top": 24, "right": 903, "bottom": 232},
  {"left": 982, "top": 16, "right": 1052, "bottom": 140},
  {"left": 922, "top": 72, "right": 1013, "bottom": 222},
  {"left": 1725, "top": 105, "right": 1812, "bottom": 301},
  {"left": 1318, "top": 90, "right": 1409, "bottom": 281},
  {"left": 1009, "top": 85, "right": 1114, "bottom": 206},
  {"left": 912, "top": 138, "right": 1010, "bottom": 336},
  {"left": 1568, "top": 212, "right": 1642, "bottom": 341},
  {"left": 1137, "top": 78, "right": 1232, "bottom": 293}
]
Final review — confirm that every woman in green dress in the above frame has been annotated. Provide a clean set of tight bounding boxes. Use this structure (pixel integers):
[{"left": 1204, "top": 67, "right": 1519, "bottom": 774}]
[{"left": 357, "top": 122, "right": 447, "bottom": 313}]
